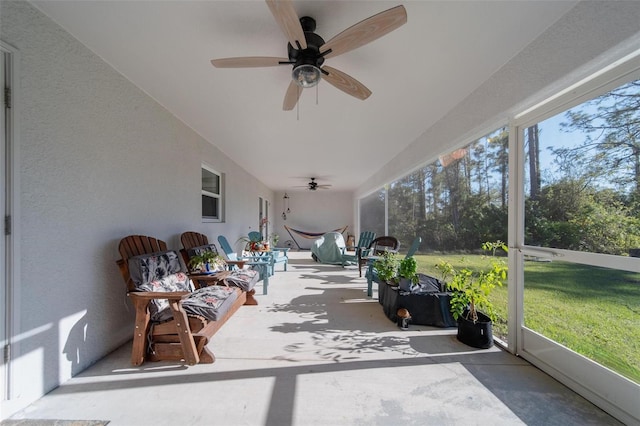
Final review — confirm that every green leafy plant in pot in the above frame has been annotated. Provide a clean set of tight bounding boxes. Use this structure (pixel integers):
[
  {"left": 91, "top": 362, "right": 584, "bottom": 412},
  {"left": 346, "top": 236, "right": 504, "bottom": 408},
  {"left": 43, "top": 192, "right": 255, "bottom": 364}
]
[
  {"left": 436, "top": 241, "right": 508, "bottom": 349},
  {"left": 398, "top": 256, "right": 418, "bottom": 292},
  {"left": 237, "top": 233, "right": 264, "bottom": 251},
  {"left": 372, "top": 251, "right": 400, "bottom": 285},
  {"left": 188, "top": 250, "right": 226, "bottom": 273}
]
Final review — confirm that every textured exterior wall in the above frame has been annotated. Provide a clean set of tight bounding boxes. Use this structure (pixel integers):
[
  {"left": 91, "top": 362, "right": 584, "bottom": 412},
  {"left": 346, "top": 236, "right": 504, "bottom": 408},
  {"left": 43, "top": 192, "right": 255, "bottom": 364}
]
[
  {"left": 0, "top": 0, "right": 275, "bottom": 416},
  {"left": 272, "top": 191, "right": 354, "bottom": 250}
]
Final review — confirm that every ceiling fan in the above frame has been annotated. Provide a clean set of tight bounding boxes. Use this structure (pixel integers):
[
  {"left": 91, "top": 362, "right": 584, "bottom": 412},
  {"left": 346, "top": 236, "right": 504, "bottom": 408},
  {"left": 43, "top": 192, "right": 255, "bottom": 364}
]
[
  {"left": 210, "top": 0, "right": 407, "bottom": 111},
  {"left": 297, "top": 178, "right": 331, "bottom": 191}
]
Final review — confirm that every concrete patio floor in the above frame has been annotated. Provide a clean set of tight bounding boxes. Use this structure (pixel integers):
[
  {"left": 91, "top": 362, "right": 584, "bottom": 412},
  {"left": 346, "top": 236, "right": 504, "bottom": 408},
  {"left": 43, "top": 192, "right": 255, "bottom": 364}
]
[{"left": 6, "top": 252, "right": 622, "bottom": 425}]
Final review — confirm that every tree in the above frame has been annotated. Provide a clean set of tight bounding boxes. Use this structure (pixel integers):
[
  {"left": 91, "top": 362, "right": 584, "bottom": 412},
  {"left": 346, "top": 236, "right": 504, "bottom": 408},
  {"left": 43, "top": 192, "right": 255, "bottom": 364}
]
[
  {"left": 559, "top": 79, "right": 640, "bottom": 195},
  {"left": 527, "top": 124, "right": 541, "bottom": 199}
]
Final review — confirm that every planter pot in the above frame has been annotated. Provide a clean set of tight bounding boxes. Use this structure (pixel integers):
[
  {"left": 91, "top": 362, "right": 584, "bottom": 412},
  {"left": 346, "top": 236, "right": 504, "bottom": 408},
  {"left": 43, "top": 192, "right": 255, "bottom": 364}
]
[
  {"left": 398, "top": 277, "right": 412, "bottom": 292},
  {"left": 457, "top": 310, "right": 493, "bottom": 349}
]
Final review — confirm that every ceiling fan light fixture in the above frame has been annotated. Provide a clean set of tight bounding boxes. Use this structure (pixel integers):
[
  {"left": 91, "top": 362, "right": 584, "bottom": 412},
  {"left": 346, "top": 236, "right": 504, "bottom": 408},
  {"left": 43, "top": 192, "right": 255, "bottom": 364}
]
[{"left": 292, "top": 64, "right": 321, "bottom": 88}]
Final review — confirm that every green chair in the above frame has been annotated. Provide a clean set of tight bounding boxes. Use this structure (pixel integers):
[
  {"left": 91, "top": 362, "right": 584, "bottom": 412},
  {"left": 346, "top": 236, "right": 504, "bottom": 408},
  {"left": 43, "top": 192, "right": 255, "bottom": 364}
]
[
  {"left": 341, "top": 231, "right": 376, "bottom": 272},
  {"left": 366, "top": 236, "right": 421, "bottom": 297}
]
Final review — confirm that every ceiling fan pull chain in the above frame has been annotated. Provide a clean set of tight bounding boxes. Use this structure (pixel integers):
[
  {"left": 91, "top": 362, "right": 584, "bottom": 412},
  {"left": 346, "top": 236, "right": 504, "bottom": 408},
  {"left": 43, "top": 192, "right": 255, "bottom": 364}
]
[{"left": 296, "top": 86, "right": 300, "bottom": 121}]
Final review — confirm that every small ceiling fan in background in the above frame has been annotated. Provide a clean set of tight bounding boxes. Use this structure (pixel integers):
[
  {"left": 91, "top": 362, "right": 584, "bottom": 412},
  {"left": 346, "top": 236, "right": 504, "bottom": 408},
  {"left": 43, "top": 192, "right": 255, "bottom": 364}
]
[
  {"left": 210, "top": 0, "right": 407, "bottom": 111},
  {"left": 295, "top": 177, "right": 331, "bottom": 191}
]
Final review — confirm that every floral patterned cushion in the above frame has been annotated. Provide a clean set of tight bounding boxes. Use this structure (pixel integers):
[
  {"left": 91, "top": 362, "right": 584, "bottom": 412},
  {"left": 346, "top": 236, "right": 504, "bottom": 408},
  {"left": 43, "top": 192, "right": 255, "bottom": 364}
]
[
  {"left": 187, "top": 244, "right": 219, "bottom": 258},
  {"left": 180, "top": 286, "right": 239, "bottom": 321},
  {"left": 224, "top": 269, "right": 259, "bottom": 291},
  {"left": 136, "top": 272, "right": 192, "bottom": 322},
  {"left": 128, "top": 250, "right": 185, "bottom": 288},
  {"left": 127, "top": 250, "right": 240, "bottom": 323}
]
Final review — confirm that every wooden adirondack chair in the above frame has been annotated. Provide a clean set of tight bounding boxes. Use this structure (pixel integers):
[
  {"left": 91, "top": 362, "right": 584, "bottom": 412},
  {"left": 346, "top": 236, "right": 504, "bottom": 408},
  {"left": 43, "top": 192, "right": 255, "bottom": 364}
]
[
  {"left": 116, "top": 235, "right": 247, "bottom": 366},
  {"left": 181, "top": 231, "right": 252, "bottom": 272},
  {"left": 180, "top": 231, "right": 258, "bottom": 305}
]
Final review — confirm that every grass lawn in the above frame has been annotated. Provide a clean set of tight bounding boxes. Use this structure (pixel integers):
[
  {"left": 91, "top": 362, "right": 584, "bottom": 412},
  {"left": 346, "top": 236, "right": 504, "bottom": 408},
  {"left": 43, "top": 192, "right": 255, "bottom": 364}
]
[{"left": 413, "top": 253, "right": 640, "bottom": 384}]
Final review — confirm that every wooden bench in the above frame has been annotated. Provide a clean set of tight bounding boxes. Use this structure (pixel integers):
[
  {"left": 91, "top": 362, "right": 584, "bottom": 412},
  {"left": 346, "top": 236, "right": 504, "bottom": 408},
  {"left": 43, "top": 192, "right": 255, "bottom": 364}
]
[{"left": 116, "top": 235, "right": 251, "bottom": 366}]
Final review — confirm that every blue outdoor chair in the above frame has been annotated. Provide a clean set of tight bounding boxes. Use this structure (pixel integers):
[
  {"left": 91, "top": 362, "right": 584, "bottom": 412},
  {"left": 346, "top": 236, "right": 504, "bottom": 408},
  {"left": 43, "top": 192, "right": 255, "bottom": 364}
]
[
  {"left": 247, "top": 231, "right": 289, "bottom": 274},
  {"left": 218, "top": 235, "right": 271, "bottom": 295}
]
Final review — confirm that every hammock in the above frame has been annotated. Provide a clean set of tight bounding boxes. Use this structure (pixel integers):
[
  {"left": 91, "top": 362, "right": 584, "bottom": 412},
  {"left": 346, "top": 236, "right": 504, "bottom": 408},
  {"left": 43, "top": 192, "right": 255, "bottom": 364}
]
[{"left": 284, "top": 225, "right": 348, "bottom": 249}]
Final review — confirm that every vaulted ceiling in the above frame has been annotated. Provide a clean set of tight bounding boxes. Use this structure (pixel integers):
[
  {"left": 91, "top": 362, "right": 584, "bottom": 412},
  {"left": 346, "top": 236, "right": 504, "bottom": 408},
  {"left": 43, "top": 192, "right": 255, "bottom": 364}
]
[{"left": 32, "top": 0, "right": 578, "bottom": 191}]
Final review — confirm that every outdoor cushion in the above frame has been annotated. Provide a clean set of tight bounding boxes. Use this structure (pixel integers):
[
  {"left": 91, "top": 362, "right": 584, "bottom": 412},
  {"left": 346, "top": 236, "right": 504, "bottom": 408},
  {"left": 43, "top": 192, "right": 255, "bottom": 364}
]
[
  {"left": 135, "top": 271, "right": 240, "bottom": 322},
  {"left": 128, "top": 250, "right": 185, "bottom": 287},
  {"left": 136, "top": 272, "right": 193, "bottom": 322},
  {"left": 223, "top": 269, "right": 259, "bottom": 291},
  {"left": 187, "top": 243, "right": 218, "bottom": 258},
  {"left": 180, "top": 285, "right": 239, "bottom": 321}
]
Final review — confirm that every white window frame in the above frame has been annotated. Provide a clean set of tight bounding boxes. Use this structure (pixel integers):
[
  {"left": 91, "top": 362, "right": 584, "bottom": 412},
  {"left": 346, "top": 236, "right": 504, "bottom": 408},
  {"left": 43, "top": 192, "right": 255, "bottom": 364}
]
[
  {"left": 201, "top": 164, "right": 224, "bottom": 223},
  {"left": 510, "top": 50, "right": 640, "bottom": 425}
]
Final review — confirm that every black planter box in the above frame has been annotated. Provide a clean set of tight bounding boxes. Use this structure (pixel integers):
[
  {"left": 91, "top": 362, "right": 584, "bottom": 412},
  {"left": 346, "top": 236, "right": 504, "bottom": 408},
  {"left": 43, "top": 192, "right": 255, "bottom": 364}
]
[
  {"left": 379, "top": 274, "right": 456, "bottom": 328},
  {"left": 457, "top": 310, "right": 493, "bottom": 348}
]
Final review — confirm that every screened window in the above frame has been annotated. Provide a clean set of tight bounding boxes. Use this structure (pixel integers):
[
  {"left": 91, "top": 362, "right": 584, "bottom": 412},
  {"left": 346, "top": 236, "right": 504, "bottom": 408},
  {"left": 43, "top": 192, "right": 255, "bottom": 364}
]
[
  {"left": 371, "top": 127, "right": 509, "bottom": 253},
  {"left": 359, "top": 127, "right": 510, "bottom": 339},
  {"left": 359, "top": 189, "right": 386, "bottom": 237},
  {"left": 522, "top": 78, "right": 640, "bottom": 384},
  {"left": 524, "top": 79, "right": 640, "bottom": 255},
  {"left": 202, "top": 165, "right": 224, "bottom": 222}
]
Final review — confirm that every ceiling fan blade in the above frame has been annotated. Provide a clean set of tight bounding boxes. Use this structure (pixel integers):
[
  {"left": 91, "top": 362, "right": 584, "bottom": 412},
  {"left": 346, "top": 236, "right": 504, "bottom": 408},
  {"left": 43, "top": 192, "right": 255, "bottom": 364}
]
[
  {"left": 283, "top": 80, "right": 302, "bottom": 111},
  {"left": 322, "top": 66, "right": 372, "bottom": 101},
  {"left": 211, "top": 57, "right": 289, "bottom": 68},
  {"left": 320, "top": 5, "right": 407, "bottom": 59},
  {"left": 265, "top": 0, "right": 307, "bottom": 50}
]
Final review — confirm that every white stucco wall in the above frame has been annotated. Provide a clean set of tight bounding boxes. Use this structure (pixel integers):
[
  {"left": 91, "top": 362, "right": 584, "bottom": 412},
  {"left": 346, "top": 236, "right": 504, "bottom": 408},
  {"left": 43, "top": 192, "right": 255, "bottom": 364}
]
[
  {"left": 356, "top": 1, "right": 640, "bottom": 199},
  {"left": 272, "top": 191, "right": 354, "bottom": 250},
  {"left": 0, "top": 1, "right": 275, "bottom": 416}
]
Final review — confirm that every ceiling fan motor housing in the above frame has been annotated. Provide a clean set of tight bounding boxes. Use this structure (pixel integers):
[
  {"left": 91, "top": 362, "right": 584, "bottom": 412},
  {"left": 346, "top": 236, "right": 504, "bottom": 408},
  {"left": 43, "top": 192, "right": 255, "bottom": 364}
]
[{"left": 287, "top": 17, "right": 326, "bottom": 69}]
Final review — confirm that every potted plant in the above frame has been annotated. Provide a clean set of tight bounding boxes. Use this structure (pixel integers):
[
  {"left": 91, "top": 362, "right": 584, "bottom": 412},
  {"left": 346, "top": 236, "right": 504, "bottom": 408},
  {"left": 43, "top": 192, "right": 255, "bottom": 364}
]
[
  {"left": 372, "top": 251, "right": 401, "bottom": 285},
  {"left": 435, "top": 241, "right": 508, "bottom": 349},
  {"left": 188, "top": 250, "right": 226, "bottom": 273},
  {"left": 237, "top": 233, "right": 264, "bottom": 251},
  {"left": 398, "top": 256, "right": 419, "bottom": 291},
  {"left": 269, "top": 232, "right": 280, "bottom": 248}
]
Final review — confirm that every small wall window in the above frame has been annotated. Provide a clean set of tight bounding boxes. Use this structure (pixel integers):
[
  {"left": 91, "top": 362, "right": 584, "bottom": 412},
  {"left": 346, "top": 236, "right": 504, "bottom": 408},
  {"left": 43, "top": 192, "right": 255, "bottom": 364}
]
[{"left": 202, "top": 165, "right": 224, "bottom": 222}]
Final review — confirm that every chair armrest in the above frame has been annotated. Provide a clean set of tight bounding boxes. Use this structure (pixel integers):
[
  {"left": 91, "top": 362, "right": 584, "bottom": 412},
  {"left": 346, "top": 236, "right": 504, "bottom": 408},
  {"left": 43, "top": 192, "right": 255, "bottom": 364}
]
[
  {"left": 187, "top": 271, "right": 232, "bottom": 288},
  {"left": 128, "top": 291, "right": 190, "bottom": 301},
  {"left": 226, "top": 260, "right": 246, "bottom": 269},
  {"left": 359, "top": 248, "right": 373, "bottom": 258}
]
